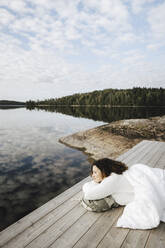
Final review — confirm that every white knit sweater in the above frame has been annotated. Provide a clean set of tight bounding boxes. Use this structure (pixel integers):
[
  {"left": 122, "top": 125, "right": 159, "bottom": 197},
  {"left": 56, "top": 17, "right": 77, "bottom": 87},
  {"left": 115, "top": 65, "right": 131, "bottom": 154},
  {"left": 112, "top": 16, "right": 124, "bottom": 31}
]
[{"left": 82, "top": 171, "right": 135, "bottom": 206}]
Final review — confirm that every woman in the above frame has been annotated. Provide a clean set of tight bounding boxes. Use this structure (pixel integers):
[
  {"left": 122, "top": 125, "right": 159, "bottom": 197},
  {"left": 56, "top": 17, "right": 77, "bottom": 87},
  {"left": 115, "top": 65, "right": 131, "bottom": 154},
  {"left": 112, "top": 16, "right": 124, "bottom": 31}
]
[{"left": 82, "top": 158, "right": 165, "bottom": 230}]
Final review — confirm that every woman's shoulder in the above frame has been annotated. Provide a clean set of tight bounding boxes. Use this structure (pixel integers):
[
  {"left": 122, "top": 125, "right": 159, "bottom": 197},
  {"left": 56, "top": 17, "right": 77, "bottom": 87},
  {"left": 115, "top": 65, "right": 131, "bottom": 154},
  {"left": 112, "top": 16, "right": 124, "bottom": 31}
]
[
  {"left": 129, "top": 163, "right": 149, "bottom": 170},
  {"left": 102, "top": 172, "right": 122, "bottom": 183},
  {"left": 127, "top": 163, "right": 152, "bottom": 177}
]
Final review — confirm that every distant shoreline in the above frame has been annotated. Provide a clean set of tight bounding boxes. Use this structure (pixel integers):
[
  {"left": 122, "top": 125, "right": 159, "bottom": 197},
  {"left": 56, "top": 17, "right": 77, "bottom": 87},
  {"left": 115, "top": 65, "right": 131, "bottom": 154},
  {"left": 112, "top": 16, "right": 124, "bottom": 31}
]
[
  {"left": 0, "top": 105, "right": 25, "bottom": 106},
  {"left": 28, "top": 104, "right": 165, "bottom": 107},
  {"left": 0, "top": 100, "right": 25, "bottom": 106}
]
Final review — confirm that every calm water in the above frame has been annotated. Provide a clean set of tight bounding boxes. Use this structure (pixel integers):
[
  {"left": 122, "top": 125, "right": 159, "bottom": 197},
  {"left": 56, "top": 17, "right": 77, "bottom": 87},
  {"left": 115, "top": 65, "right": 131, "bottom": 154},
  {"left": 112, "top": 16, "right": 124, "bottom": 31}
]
[{"left": 0, "top": 106, "right": 165, "bottom": 230}]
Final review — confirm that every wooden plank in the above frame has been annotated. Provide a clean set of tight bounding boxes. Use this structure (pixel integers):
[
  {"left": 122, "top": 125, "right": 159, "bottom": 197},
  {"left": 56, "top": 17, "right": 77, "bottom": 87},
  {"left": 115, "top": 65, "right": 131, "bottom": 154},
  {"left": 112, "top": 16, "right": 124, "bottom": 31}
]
[
  {"left": 151, "top": 142, "right": 165, "bottom": 168},
  {"left": 72, "top": 208, "right": 124, "bottom": 248},
  {"left": 120, "top": 230, "right": 150, "bottom": 248},
  {"left": 117, "top": 140, "right": 149, "bottom": 163},
  {"left": 124, "top": 141, "right": 158, "bottom": 166},
  {"left": 48, "top": 210, "right": 103, "bottom": 248},
  {"left": 96, "top": 219, "right": 129, "bottom": 248},
  {"left": 26, "top": 207, "right": 102, "bottom": 248},
  {"left": 117, "top": 140, "right": 147, "bottom": 160},
  {"left": 154, "top": 144, "right": 165, "bottom": 169},
  {"left": 145, "top": 222, "right": 165, "bottom": 248},
  {"left": 129, "top": 141, "right": 165, "bottom": 168},
  {"left": 0, "top": 176, "right": 90, "bottom": 246},
  {"left": 2, "top": 191, "right": 83, "bottom": 248}
]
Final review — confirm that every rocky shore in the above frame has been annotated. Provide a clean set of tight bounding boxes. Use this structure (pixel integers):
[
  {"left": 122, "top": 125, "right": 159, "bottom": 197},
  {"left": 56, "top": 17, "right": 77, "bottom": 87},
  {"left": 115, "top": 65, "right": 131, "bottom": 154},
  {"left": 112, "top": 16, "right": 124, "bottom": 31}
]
[{"left": 59, "top": 115, "right": 165, "bottom": 160}]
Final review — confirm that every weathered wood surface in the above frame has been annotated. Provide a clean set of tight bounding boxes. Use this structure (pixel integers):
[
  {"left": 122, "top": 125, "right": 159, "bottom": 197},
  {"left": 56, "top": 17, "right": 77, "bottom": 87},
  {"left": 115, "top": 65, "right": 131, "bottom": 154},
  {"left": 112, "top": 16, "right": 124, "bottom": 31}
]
[{"left": 0, "top": 140, "right": 165, "bottom": 248}]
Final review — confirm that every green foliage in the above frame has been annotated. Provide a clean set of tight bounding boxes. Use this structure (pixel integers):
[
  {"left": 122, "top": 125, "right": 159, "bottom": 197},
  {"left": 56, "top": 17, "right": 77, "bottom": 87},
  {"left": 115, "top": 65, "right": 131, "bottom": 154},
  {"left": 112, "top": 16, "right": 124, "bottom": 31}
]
[
  {"left": 26, "top": 87, "right": 165, "bottom": 107},
  {"left": 25, "top": 100, "right": 36, "bottom": 109}
]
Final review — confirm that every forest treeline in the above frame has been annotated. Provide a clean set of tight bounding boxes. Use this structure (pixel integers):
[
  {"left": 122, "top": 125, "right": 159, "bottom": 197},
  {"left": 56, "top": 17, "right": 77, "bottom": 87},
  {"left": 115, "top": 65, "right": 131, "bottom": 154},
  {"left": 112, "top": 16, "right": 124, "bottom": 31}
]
[
  {"left": 26, "top": 87, "right": 165, "bottom": 107},
  {"left": 0, "top": 100, "right": 25, "bottom": 105}
]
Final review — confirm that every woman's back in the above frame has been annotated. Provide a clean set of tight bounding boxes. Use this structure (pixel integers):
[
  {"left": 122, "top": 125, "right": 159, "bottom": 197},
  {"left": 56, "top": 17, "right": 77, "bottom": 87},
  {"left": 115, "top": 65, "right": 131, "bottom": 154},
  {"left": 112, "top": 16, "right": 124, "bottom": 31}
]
[{"left": 112, "top": 172, "right": 134, "bottom": 205}]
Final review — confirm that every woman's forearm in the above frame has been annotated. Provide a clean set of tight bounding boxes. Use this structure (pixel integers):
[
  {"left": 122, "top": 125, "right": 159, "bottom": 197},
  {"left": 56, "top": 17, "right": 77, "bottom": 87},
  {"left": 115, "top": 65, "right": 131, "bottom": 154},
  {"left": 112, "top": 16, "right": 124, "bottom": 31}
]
[{"left": 82, "top": 176, "right": 115, "bottom": 200}]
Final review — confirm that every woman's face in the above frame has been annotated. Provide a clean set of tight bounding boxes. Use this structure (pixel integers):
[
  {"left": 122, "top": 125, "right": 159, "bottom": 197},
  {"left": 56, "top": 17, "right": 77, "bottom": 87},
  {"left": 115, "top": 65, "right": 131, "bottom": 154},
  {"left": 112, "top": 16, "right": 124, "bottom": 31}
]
[{"left": 92, "top": 165, "right": 104, "bottom": 183}]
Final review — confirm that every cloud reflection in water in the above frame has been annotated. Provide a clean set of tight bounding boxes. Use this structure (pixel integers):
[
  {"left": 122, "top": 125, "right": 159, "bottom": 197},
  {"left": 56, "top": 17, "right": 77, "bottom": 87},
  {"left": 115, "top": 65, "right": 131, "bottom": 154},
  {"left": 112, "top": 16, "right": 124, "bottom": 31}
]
[{"left": 0, "top": 108, "right": 104, "bottom": 230}]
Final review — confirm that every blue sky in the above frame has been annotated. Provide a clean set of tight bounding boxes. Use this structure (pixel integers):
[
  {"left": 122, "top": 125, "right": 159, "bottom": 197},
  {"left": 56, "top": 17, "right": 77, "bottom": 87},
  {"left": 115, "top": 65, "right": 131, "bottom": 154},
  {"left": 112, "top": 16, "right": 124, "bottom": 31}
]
[{"left": 0, "top": 0, "right": 165, "bottom": 101}]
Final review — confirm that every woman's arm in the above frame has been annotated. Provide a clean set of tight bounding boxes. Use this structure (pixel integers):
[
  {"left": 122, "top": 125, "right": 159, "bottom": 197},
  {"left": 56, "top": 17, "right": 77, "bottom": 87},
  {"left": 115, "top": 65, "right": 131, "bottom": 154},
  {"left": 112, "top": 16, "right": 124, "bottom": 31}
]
[
  {"left": 82, "top": 174, "right": 118, "bottom": 200},
  {"left": 82, "top": 180, "right": 99, "bottom": 193}
]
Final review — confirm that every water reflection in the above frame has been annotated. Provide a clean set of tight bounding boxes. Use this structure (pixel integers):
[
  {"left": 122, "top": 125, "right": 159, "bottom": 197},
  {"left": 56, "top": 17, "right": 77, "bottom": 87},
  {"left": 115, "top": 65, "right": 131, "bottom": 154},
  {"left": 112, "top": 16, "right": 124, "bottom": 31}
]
[
  {"left": 0, "top": 106, "right": 23, "bottom": 110},
  {"left": 0, "top": 150, "right": 90, "bottom": 231},
  {"left": 30, "top": 105, "right": 165, "bottom": 122},
  {"left": 0, "top": 108, "right": 104, "bottom": 231}
]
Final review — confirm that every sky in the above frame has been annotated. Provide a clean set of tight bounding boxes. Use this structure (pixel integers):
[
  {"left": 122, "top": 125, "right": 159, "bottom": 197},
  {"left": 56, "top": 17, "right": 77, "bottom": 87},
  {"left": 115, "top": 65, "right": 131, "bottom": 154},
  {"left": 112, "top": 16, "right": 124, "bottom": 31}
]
[{"left": 0, "top": 0, "right": 165, "bottom": 101}]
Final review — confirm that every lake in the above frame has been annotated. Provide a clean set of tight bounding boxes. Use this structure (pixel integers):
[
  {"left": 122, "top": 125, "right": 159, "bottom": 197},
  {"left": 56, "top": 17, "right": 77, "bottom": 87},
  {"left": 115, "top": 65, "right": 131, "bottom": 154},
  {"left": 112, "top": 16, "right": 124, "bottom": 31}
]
[{"left": 0, "top": 106, "right": 165, "bottom": 230}]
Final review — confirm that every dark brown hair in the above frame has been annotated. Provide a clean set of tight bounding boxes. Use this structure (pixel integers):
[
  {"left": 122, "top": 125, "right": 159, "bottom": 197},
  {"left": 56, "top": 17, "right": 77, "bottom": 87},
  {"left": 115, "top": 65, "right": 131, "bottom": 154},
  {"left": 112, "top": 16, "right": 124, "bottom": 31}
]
[{"left": 90, "top": 158, "right": 128, "bottom": 177}]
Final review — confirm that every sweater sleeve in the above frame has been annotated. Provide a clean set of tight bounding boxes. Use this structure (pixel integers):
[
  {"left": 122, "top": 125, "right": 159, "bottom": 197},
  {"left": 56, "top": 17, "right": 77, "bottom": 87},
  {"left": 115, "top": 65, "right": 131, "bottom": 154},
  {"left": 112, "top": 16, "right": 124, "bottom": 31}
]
[{"left": 82, "top": 174, "right": 118, "bottom": 200}]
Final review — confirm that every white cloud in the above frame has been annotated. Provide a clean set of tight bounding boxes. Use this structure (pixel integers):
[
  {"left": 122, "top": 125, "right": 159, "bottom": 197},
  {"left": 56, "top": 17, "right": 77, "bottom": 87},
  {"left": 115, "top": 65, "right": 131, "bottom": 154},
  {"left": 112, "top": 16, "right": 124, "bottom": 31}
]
[
  {"left": 146, "top": 43, "right": 162, "bottom": 50},
  {"left": 83, "top": 0, "right": 131, "bottom": 32},
  {"left": 0, "top": 36, "right": 92, "bottom": 100},
  {"left": 118, "top": 32, "right": 138, "bottom": 43},
  {"left": 84, "top": 0, "right": 128, "bottom": 18},
  {"left": 130, "top": 0, "right": 155, "bottom": 14},
  {"left": 0, "top": 0, "right": 132, "bottom": 53},
  {"left": 148, "top": 2, "right": 165, "bottom": 39},
  {"left": 0, "top": 0, "right": 164, "bottom": 101},
  {"left": 0, "top": 0, "right": 33, "bottom": 14},
  {"left": 97, "top": 59, "right": 165, "bottom": 89},
  {"left": 0, "top": 47, "right": 75, "bottom": 83},
  {"left": 0, "top": 8, "right": 15, "bottom": 26}
]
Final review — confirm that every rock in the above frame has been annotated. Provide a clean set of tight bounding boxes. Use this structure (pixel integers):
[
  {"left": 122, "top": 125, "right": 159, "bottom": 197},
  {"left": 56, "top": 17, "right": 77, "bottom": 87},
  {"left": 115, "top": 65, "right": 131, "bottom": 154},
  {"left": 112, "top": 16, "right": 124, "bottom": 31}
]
[
  {"left": 100, "top": 115, "right": 165, "bottom": 140},
  {"left": 59, "top": 115, "right": 165, "bottom": 160},
  {"left": 59, "top": 128, "right": 141, "bottom": 160}
]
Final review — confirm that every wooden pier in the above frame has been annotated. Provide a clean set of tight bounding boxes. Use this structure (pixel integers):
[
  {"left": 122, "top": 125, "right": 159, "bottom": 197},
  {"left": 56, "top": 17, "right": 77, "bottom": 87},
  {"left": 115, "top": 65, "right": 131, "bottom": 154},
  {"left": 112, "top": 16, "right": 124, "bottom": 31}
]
[{"left": 0, "top": 140, "right": 165, "bottom": 248}]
